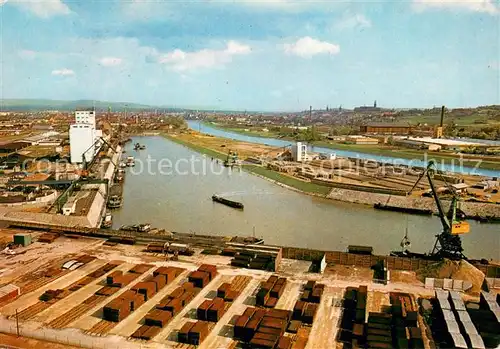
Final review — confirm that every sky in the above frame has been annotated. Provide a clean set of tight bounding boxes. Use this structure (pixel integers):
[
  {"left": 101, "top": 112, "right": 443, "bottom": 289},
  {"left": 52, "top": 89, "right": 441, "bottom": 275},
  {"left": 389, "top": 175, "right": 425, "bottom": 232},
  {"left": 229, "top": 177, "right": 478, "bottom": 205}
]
[{"left": 0, "top": 0, "right": 499, "bottom": 111}]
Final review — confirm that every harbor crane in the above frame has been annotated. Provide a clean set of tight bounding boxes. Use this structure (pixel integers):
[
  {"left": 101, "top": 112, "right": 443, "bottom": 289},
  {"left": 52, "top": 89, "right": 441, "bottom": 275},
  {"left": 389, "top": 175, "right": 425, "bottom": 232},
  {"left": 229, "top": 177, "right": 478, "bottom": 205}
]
[{"left": 408, "top": 161, "right": 470, "bottom": 260}]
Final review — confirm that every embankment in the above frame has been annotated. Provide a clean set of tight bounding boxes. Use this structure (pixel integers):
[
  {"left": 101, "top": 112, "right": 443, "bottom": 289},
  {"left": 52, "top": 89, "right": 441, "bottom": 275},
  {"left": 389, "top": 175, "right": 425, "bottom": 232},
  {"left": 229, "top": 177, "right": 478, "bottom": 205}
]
[{"left": 327, "top": 187, "right": 500, "bottom": 218}]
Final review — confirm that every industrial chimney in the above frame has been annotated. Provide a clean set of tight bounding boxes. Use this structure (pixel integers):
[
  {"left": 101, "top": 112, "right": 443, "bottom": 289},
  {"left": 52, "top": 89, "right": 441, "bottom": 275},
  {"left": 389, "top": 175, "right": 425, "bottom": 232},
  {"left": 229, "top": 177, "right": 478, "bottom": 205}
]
[{"left": 440, "top": 105, "right": 445, "bottom": 127}]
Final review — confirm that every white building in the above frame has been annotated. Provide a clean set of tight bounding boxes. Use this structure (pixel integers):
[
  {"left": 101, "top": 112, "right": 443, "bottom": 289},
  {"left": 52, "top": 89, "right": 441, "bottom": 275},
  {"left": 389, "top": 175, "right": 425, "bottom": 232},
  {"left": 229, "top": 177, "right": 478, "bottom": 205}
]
[
  {"left": 291, "top": 142, "right": 308, "bottom": 162},
  {"left": 70, "top": 109, "right": 99, "bottom": 164},
  {"left": 70, "top": 124, "right": 96, "bottom": 163}
]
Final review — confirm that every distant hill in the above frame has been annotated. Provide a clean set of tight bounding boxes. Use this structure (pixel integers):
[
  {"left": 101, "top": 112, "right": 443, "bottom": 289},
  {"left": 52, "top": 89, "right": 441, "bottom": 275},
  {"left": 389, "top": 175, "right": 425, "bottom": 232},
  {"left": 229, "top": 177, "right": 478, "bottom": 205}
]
[{"left": 0, "top": 99, "right": 185, "bottom": 112}]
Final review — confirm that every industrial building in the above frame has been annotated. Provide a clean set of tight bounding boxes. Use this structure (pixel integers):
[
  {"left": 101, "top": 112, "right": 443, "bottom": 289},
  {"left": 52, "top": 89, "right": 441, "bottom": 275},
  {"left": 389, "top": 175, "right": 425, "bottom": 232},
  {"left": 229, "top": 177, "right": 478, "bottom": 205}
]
[
  {"left": 360, "top": 123, "right": 412, "bottom": 135},
  {"left": 345, "top": 135, "right": 379, "bottom": 145},
  {"left": 70, "top": 109, "right": 102, "bottom": 164},
  {"left": 291, "top": 142, "right": 308, "bottom": 162}
]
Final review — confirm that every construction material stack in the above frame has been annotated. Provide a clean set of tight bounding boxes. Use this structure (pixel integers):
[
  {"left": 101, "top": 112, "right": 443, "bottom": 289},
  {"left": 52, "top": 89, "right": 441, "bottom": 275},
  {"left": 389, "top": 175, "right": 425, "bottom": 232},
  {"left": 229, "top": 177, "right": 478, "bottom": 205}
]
[
  {"left": 293, "top": 280, "right": 325, "bottom": 325},
  {"left": 233, "top": 307, "right": 293, "bottom": 348},
  {"left": 129, "top": 267, "right": 191, "bottom": 340},
  {"left": 366, "top": 312, "right": 392, "bottom": 349},
  {"left": 197, "top": 297, "right": 225, "bottom": 322},
  {"left": 102, "top": 264, "right": 177, "bottom": 323},
  {"left": 431, "top": 290, "right": 469, "bottom": 349},
  {"left": 188, "top": 264, "right": 217, "bottom": 288},
  {"left": 256, "top": 275, "right": 287, "bottom": 308},
  {"left": 467, "top": 292, "right": 500, "bottom": 348},
  {"left": 178, "top": 321, "right": 210, "bottom": 345},
  {"left": 390, "top": 292, "right": 422, "bottom": 349},
  {"left": 338, "top": 286, "right": 365, "bottom": 345},
  {"left": 227, "top": 243, "right": 282, "bottom": 271}
]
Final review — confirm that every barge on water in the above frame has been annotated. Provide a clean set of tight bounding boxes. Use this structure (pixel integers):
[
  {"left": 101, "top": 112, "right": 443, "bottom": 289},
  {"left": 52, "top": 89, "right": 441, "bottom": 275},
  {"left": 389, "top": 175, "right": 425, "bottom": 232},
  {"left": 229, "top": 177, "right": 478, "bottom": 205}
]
[
  {"left": 212, "top": 195, "right": 244, "bottom": 210},
  {"left": 374, "top": 203, "right": 433, "bottom": 215}
]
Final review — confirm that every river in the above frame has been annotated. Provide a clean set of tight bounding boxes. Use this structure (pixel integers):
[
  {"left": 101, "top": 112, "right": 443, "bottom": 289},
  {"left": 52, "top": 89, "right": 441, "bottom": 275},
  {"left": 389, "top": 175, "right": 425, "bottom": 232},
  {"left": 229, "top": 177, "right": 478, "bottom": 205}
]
[
  {"left": 187, "top": 120, "right": 500, "bottom": 177},
  {"left": 112, "top": 136, "right": 499, "bottom": 260}
]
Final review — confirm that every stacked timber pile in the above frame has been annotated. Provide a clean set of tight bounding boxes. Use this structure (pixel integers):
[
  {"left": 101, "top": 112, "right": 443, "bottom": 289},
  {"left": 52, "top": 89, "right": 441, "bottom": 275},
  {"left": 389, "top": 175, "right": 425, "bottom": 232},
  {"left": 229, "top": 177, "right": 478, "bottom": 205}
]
[
  {"left": 188, "top": 264, "right": 217, "bottom": 288},
  {"left": 178, "top": 321, "right": 211, "bottom": 345},
  {"left": 227, "top": 243, "right": 282, "bottom": 271},
  {"left": 37, "top": 232, "right": 59, "bottom": 243},
  {"left": 233, "top": 307, "right": 293, "bottom": 348},
  {"left": 256, "top": 275, "right": 287, "bottom": 308},
  {"left": 390, "top": 292, "right": 422, "bottom": 349},
  {"left": 338, "top": 286, "right": 367, "bottom": 345},
  {"left": 198, "top": 297, "right": 225, "bottom": 322},
  {"left": 131, "top": 265, "right": 216, "bottom": 341},
  {"left": 292, "top": 281, "right": 325, "bottom": 325}
]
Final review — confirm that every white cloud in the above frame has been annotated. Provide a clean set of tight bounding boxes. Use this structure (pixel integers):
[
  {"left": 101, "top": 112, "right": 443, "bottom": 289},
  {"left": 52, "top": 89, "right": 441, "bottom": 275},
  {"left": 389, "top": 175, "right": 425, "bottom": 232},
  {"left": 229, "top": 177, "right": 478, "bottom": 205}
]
[
  {"left": 412, "top": 0, "right": 499, "bottom": 14},
  {"left": 283, "top": 37, "right": 340, "bottom": 58},
  {"left": 335, "top": 13, "right": 372, "bottom": 30},
  {"left": 51, "top": 68, "right": 74, "bottom": 76},
  {"left": 18, "top": 49, "right": 37, "bottom": 60},
  {"left": 8, "top": 0, "right": 71, "bottom": 18},
  {"left": 159, "top": 41, "right": 252, "bottom": 72},
  {"left": 99, "top": 57, "right": 123, "bottom": 67}
]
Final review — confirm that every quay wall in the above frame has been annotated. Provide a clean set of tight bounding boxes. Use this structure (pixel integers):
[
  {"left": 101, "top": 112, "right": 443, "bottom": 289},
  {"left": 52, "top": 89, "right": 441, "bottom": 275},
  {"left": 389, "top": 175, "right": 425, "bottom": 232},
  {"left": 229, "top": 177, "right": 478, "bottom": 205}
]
[
  {"left": 282, "top": 246, "right": 500, "bottom": 278},
  {"left": 327, "top": 187, "right": 500, "bottom": 218},
  {"left": 310, "top": 179, "right": 407, "bottom": 196}
]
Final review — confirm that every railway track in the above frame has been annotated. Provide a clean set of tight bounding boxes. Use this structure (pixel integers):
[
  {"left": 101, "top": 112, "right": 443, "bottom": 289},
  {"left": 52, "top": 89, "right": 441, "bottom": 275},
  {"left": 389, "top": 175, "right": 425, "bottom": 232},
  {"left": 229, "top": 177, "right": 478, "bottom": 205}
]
[
  {"left": 86, "top": 320, "right": 117, "bottom": 335},
  {"left": 20, "top": 271, "right": 69, "bottom": 294},
  {"left": 12, "top": 302, "right": 51, "bottom": 321},
  {"left": 47, "top": 295, "right": 105, "bottom": 329}
]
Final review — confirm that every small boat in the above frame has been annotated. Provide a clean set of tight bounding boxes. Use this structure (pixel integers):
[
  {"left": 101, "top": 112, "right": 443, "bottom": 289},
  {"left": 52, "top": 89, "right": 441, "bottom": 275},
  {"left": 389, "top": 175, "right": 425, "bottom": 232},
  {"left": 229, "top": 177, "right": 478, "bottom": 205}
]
[
  {"left": 101, "top": 212, "right": 113, "bottom": 228},
  {"left": 119, "top": 223, "right": 151, "bottom": 232},
  {"left": 119, "top": 162, "right": 127, "bottom": 168},
  {"left": 107, "top": 195, "right": 122, "bottom": 209},
  {"left": 212, "top": 195, "right": 244, "bottom": 210},
  {"left": 139, "top": 145, "right": 146, "bottom": 150}
]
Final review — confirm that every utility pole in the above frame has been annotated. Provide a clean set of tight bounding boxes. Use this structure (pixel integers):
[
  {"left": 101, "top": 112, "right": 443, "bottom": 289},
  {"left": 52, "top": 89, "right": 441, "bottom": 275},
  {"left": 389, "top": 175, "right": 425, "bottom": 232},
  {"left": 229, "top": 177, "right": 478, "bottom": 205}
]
[{"left": 15, "top": 309, "right": 19, "bottom": 337}]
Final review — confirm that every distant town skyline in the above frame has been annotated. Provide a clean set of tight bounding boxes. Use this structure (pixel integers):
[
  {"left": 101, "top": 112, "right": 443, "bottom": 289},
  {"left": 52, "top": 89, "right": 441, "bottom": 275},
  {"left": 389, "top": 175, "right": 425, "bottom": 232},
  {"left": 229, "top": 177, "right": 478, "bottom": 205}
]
[{"left": 1, "top": 0, "right": 499, "bottom": 112}]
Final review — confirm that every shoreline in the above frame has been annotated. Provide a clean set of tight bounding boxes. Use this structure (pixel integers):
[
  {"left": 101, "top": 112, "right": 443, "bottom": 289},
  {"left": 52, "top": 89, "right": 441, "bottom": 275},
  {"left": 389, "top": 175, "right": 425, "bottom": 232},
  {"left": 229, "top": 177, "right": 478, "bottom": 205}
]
[
  {"left": 199, "top": 121, "right": 500, "bottom": 172},
  {"left": 161, "top": 132, "right": 500, "bottom": 220}
]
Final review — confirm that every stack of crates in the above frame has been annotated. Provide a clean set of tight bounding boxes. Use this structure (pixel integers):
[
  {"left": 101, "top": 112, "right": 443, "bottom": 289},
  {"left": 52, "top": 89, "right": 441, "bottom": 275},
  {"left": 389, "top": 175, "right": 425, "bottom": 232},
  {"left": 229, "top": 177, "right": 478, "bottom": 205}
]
[
  {"left": 197, "top": 297, "right": 226, "bottom": 322},
  {"left": 256, "top": 275, "right": 286, "bottom": 308},
  {"left": 178, "top": 321, "right": 210, "bottom": 345}
]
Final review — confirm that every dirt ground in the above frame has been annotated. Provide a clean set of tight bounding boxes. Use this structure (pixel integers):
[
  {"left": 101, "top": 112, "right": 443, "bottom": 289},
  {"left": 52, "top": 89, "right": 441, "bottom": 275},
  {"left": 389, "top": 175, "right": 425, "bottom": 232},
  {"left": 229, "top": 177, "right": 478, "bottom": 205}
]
[
  {"left": 177, "top": 132, "right": 278, "bottom": 159},
  {"left": 0, "top": 233, "right": 442, "bottom": 348},
  {"left": 0, "top": 333, "right": 80, "bottom": 349}
]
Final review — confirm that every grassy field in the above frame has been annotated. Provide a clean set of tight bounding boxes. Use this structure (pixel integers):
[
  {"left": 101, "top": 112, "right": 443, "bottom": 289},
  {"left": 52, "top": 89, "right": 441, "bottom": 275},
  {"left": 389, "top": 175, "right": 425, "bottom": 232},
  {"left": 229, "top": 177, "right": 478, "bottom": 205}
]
[
  {"left": 163, "top": 133, "right": 331, "bottom": 195},
  {"left": 243, "top": 165, "right": 332, "bottom": 195},
  {"left": 162, "top": 134, "right": 228, "bottom": 160}
]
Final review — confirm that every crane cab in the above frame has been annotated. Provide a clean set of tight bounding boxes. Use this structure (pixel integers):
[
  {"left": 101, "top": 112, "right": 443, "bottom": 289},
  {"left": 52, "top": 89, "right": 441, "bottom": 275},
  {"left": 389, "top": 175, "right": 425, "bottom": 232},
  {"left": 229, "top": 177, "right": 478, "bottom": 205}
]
[{"left": 451, "top": 221, "right": 470, "bottom": 235}]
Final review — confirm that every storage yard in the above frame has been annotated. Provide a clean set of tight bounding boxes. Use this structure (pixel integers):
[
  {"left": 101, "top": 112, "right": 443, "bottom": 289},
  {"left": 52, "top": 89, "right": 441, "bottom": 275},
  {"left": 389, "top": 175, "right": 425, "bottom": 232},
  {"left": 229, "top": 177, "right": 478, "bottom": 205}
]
[{"left": 0, "top": 231, "right": 498, "bottom": 349}]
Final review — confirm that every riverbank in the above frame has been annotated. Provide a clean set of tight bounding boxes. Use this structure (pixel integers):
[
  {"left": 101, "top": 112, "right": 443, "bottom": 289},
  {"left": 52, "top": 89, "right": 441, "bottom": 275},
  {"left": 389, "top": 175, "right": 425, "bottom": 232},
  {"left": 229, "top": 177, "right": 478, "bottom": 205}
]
[
  {"left": 203, "top": 122, "right": 500, "bottom": 171},
  {"left": 162, "top": 133, "right": 331, "bottom": 195},
  {"left": 163, "top": 132, "right": 500, "bottom": 220}
]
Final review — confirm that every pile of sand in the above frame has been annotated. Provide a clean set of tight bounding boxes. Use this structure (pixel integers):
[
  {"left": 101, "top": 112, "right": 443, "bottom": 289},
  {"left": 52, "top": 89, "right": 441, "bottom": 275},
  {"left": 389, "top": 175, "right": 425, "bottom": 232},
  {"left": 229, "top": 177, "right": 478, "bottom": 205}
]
[{"left": 416, "top": 259, "right": 485, "bottom": 295}]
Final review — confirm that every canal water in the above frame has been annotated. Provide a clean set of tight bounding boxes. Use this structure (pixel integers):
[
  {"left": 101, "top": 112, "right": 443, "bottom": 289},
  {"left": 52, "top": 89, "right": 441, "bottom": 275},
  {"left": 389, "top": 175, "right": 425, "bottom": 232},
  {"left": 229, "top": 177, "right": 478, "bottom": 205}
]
[
  {"left": 187, "top": 120, "right": 500, "bottom": 177},
  {"left": 113, "top": 136, "right": 499, "bottom": 260}
]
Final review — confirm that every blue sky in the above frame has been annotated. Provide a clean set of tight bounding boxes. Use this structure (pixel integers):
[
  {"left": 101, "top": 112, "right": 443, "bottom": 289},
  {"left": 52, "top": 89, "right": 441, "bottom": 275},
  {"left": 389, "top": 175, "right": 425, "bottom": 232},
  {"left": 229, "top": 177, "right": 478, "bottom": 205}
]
[{"left": 0, "top": 0, "right": 499, "bottom": 111}]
